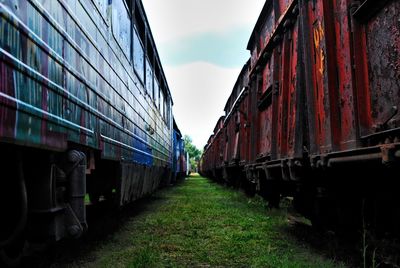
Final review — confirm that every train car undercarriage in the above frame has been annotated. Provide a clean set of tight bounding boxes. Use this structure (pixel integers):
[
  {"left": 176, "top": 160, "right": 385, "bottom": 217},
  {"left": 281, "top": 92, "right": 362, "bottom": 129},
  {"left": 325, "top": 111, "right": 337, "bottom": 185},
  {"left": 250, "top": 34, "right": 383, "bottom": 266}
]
[{"left": 0, "top": 143, "right": 171, "bottom": 266}]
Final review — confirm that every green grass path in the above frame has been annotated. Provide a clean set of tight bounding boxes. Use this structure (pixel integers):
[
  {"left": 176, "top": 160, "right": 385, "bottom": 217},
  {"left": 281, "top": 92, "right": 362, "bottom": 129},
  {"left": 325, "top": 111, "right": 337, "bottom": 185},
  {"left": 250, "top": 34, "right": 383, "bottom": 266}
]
[{"left": 79, "top": 174, "right": 345, "bottom": 268}]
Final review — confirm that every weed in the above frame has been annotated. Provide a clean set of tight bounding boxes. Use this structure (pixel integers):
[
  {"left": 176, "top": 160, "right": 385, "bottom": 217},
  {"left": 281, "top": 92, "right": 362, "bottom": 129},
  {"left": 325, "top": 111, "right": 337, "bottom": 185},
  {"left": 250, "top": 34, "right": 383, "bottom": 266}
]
[{"left": 65, "top": 175, "right": 346, "bottom": 267}]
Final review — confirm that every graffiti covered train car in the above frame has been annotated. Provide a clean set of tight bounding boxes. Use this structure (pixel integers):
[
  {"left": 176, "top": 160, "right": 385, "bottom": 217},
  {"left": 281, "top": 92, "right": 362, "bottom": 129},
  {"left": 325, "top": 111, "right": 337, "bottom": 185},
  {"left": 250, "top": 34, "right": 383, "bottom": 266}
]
[
  {"left": 0, "top": 0, "right": 184, "bottom": 263},
  {"left": 201, "top": 0, "right": 400, "bottom": 233}
]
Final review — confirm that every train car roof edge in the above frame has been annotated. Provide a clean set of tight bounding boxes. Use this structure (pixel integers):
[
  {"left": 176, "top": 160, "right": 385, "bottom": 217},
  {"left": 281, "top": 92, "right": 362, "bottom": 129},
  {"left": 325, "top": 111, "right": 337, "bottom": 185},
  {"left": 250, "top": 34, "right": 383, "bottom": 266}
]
[
  {"left": 246, "top": 0, "right": 273, "bottom": 51},
  {"left": 223, "top": 59, "right": 250, "bottom": 113},
  {"left": 135, "top": 0, "right": 174, "bottom": 105},
  {"left": 173, "top": 118, "right": 182, "bottom": 137}
]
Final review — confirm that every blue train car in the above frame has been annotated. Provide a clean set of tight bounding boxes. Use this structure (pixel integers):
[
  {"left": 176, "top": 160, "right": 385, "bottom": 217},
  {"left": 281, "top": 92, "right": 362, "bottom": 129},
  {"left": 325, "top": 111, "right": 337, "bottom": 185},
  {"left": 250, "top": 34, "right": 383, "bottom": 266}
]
[
  {"left": 0, "top": 0, "right": 175, "bottom": 263},
  {"left": 171, "top": 119, "right": 188, "bottom": 183}
]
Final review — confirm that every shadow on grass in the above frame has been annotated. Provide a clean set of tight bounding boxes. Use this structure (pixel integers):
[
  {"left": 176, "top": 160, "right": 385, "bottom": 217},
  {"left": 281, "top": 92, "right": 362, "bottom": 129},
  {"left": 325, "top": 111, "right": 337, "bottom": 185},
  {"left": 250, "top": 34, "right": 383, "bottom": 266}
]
[
  {"left": 22, "top": 187, "right": 175, "bottom": 267},
  {"left": 282, "top": 217, "right": 365, "bottom": 268},
  {"left": 284, "top": 216, "right": 400, "bottom": 267}
]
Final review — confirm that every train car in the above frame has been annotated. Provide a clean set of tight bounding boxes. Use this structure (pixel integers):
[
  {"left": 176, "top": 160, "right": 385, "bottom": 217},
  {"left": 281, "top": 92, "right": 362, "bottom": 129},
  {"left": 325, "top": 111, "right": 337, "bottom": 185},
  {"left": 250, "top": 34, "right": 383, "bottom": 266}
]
[
  {"left": 201, "top": 0, "right": 400, "bottom": 234},
  {"left": 171, "top": 119, "right": 188, "bottom": 183},
  {"left": 200, "top": 134, "right": 219, "bottom": 179},
  {"left": 296, "top": 0, "right": 400, "bottom": 232},
  {"left": 200, "top": 135, "right": 213, "bottom": 178},
  {"left": 245, "top": 0, "right": 306, "bottom": 207},
  {"left": 200, "top": 136, "right": 212, "bottom": 178},
  {"left": 209, "top": 117, "right": 225, "bottom": 180},
  {"left": 221, "top": 62, "right": 250, "bottom": 187},
  {"left": 0, "top": 0, "right": 176, "bottom": 263}
]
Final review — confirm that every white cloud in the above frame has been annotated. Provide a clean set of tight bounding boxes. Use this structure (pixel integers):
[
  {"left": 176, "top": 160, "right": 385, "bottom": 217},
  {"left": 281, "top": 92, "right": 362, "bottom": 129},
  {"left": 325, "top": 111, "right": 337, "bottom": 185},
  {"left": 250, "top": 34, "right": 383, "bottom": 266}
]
[
  {"left": 143, "top": 0, "right": 265, "bottom": 43},
  {"left": 164, "top": 62, "right": 241, "bottom": 149},
  {"left": 141, "top": 0, "right": 264, "bottom": 149}
]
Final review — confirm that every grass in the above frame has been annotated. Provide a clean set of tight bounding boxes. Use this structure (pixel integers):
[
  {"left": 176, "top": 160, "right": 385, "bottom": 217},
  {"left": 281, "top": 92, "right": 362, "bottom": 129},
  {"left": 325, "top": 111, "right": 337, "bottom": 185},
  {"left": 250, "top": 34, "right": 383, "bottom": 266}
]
[{"left": 64, "top": 174, "right": 346, "bottom": 268}]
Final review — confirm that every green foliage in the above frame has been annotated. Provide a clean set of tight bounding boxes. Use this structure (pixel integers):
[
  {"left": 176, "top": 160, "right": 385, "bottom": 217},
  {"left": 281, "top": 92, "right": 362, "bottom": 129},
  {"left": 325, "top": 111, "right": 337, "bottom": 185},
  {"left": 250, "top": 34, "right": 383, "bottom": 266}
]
[
  {"left": 183, "top": 135, "right": 202, "bottom": 171},
  {"left": 69, "top": 175, "right": 346, "bottom": 268}
]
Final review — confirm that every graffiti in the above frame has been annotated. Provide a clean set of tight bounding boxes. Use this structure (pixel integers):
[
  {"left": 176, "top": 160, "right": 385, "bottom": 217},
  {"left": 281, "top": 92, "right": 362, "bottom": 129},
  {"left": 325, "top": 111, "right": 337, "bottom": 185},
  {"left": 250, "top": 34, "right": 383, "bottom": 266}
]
[{"left": 313, "top": 21, "right": 325, "bottom": 75}]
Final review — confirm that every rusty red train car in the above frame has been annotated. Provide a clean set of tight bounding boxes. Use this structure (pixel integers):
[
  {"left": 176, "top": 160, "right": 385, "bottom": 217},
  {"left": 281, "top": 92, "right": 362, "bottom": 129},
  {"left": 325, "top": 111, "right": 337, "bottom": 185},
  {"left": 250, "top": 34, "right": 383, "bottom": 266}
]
[
  {"left": 200, "top": 0, "right": 400, "bottom": 233},
  {"left": 221, "top": 62, "right": 250, "bottom": 186},
  {"left": 201, "top": 116, "right": 225, "bottom": 180}
]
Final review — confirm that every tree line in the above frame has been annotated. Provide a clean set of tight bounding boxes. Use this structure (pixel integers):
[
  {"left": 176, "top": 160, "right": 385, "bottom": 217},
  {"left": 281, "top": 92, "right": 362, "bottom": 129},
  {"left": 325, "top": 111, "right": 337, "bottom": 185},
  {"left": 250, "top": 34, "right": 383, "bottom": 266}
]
[{"left": 183, "top": 135, "right": 202, "bottom": 173}]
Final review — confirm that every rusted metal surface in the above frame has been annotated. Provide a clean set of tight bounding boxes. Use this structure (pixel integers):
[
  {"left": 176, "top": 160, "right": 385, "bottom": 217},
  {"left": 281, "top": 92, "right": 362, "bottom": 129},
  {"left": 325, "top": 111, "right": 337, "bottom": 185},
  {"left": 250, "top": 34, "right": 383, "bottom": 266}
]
[
  {"left": 202, "top": 0, "right": 400, "bottom": 176},
  {"left": 247, "top": 0, "right": 305, "bottom": 166},
  {"left": 202, "top": 116, "right": 226, "bottom": 178},
  {"left": 223, "top": 64, "right": 250, "bottom": 166},
  {"left": 258, "top": 106, "right": 273, "bottom": 160},
  {"left": 216, "top": 118, "right": 225, "bottom": 169},
  {"left": 333, "top": 0, "right": 358, "bottom": 150},
  {"left": 301, "top": 0, "right": 333, "bottom": 155},
  {"left": 223, "top": 116, "right": 235, "bottom": 164},
  {"left": 278, "top": 0, "right": 292, "bottom": 16},
  {"left": 239, "top": 89, "right": 250, "bottom": 165},
  {"left": 200, "top": 0, "right": 400, "bottom": 232},
  {"left": 278, "top": 17, "right": 300, "bottom": 159},
  {"left": 359, "top": 0, "right": 400, "bottom": 137}
]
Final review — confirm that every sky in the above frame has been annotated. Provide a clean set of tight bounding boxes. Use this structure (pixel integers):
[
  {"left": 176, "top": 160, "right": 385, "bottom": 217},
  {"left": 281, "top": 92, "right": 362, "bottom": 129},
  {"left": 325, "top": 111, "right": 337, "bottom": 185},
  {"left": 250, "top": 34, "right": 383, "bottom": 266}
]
[{"left": 142, "top": 0, "right": 265, "bottom": 149}]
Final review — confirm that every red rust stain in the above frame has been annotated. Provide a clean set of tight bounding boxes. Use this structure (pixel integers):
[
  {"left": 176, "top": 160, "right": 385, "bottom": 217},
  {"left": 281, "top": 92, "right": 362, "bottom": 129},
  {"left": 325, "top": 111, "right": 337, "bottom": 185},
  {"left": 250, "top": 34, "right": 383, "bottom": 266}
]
[
  {"left": 333, "top": 0, "right": 356, "bottom": 149},
  {"left": 288, "top": 22, "right": 299, "bottom": 157},
  {"left": 258, "top": 106, "right": 273, "bottom": 157}
]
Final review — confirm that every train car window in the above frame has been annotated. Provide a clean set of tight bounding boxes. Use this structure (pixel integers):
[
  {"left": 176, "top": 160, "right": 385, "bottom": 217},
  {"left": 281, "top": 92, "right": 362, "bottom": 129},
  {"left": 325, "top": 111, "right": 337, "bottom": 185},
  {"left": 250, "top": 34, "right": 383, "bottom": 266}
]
[
  {"left": 163, "top": 97, "right": 167, "bottom": 121},
  {"left": 112, "top": 0, "right": 131, "bottom": 60},
  {"left": 146, "top": 57, "right": 154, "bottom": 98},
  {"left": 133, "top": 28, "right": 145, "bottom": 83},
  {"left": 160, "top": 90, "right": 165, "bottom": 121},
  {"left": 165, "top": 98, "right": 170, "bottom": 126},
  {"left": 154, "top": 77, "right": 160, "bottom": 109}
]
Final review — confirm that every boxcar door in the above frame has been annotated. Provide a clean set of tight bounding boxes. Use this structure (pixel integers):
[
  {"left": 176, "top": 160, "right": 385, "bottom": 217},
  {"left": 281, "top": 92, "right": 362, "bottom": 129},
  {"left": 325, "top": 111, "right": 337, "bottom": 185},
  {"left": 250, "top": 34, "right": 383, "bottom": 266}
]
[
  {"left": 257, "top": 59, "right": 275, "bottom": 161},
  {"left": 239, "top": 90, "right": 250, "bottom": 164},
  {"left": 277, "top": 12, "right": 305, "bottom": 160},
  {"left": 351, "top": 0, "right": 400, "bottom": 141}
]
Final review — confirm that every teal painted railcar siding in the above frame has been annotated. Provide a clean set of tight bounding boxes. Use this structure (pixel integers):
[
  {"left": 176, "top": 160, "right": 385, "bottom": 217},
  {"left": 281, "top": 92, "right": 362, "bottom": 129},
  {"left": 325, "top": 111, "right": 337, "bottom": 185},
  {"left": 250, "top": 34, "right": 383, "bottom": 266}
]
[{"left": 0, "top": 0, "right": 172, "bottom": 167}]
